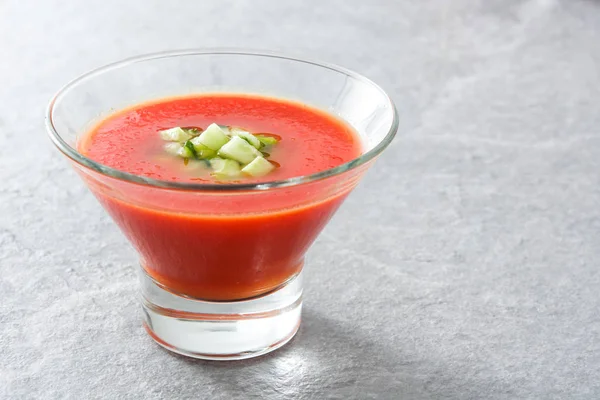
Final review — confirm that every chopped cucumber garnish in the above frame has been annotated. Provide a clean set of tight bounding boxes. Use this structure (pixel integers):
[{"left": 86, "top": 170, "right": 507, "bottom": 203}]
[
  {"left": 161, "top": 123, "right": 280, "bottom": 179},
  {"left": 256, "top": 135, "right": 279, "bottom": 146},
  {"left": 160, "top": 127, "right": 193, "bottom": 142},
  {"left": 210, "top": 157, "right": 241, "bottom": 178},
  {"left": 241, "top": 156, "right": 275, "bottom": 177},
  {"left": 192, "top": 123, "right": 230, "bottom": 150},
  {"left": 218, "top": 136, "right": 261, "bottom": 164}
]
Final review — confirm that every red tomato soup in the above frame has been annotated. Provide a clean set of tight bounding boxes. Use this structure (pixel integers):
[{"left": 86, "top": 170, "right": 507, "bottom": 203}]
[{"left": 80, "top": 94, "right": 362, "bottom": 300}]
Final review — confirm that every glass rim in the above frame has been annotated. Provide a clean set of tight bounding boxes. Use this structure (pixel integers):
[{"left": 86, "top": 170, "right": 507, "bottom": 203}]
[{"left": 45, "top": 48, "right": 399, "bottom": 192}]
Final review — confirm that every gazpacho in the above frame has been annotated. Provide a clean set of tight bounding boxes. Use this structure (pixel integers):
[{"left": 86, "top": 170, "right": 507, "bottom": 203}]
[{"left": 80, "top": 94, "right": 362, "bottom": 301}]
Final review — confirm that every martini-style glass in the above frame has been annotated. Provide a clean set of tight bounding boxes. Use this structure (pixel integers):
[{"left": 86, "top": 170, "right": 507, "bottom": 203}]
[{"left": 46, "top": 50, "right": 398, "bottom": 360}]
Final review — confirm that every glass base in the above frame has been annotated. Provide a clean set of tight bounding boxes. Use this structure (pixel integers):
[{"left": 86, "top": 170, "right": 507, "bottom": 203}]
[{"left": 139, "top": 266, "right": 303, "bottom": 360}]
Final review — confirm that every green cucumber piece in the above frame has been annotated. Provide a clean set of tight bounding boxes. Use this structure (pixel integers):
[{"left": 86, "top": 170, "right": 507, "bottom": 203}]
[
  {"left": 185, "top": 127, "right": 202, "bottom": 136},
  {"left": 159, "top": 127, "right": 193, "bottom": 142},
  {"left": 241, "top": 156, "right": 275, "bottom": 177},
  {"left": 184, "top": 140, "right": 198, "bottom": 158},
  {"left": 231, "top": 129, "right": 262, "bottom": 149},
  {"left": 218, "top": 125, "right": 231, "bottom": 135},
  {"left": 164, "top": 142, "right": 193, "bottom": 158},
  {"left": 178, "top": 145, "right": 194, "bottom": 158},
  {"left": 193, "top": 123, "right": 230, "bottom": 150},
  {"left": 209, "top": 157, "right": 241, "bottom": 178},
  {"left": 164, "top": 142, "right": 183, "bottom": 156},
  {"left": 218, "top": 136, "right": 261, "bottom": 164},
  {"left": 255, "top": 135, "right": 279, "bottom": 146},
  {"left": 189, "top": 141, "right": 217, "bottom": 159}
]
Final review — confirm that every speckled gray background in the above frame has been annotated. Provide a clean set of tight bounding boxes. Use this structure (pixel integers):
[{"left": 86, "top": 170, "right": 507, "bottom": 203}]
[{"left": 1, "top": 0, "right": 600, "bottom": 399}]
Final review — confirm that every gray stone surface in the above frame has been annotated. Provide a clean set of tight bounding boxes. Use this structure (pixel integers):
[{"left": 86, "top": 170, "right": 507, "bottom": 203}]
[{"left": 1, "top": 0, "right": 600, "bottom": 398}]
